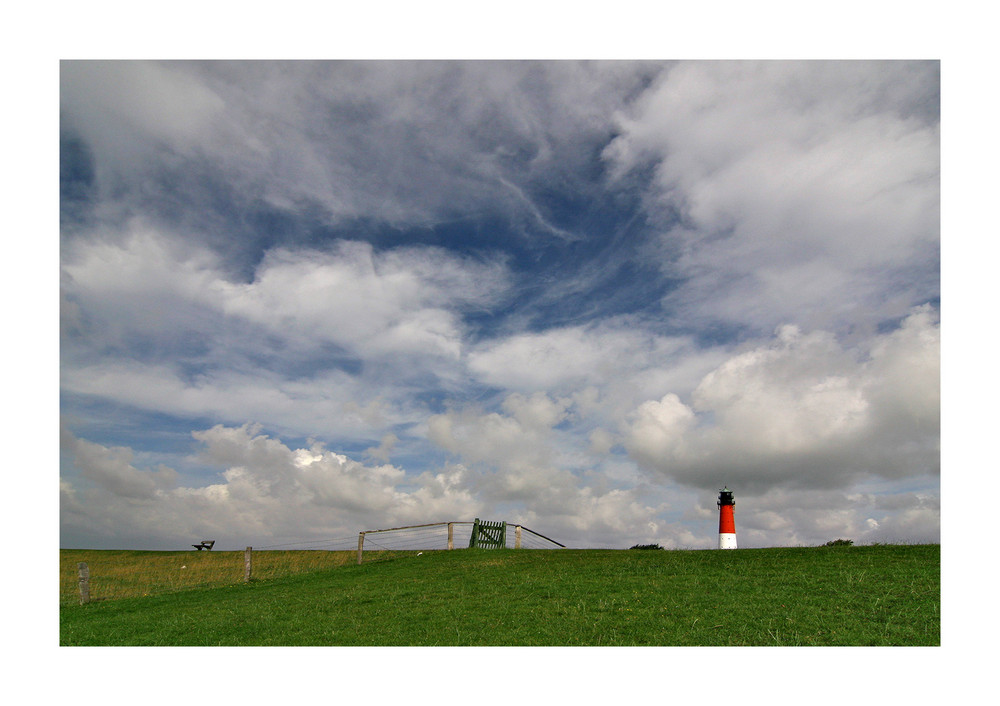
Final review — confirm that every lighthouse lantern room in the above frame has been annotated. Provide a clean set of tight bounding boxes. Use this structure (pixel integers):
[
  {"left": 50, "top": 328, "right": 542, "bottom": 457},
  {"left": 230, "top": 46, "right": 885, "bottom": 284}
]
[{"left": 717, "top": 486, "right": 737, "bottom": 549}]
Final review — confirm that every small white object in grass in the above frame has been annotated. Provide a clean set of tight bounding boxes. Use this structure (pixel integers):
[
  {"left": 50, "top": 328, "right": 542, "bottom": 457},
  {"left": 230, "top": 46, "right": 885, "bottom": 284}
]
[
  {"left": 416, "top": 552, "right": 423, "bottom": 556},
  {"left": 181, "top": 565, "right": 186, "bottom": 569}
]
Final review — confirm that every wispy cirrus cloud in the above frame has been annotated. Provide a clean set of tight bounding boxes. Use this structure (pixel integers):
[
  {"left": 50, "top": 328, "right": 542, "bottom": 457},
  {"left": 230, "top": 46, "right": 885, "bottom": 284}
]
[
  {"left": 61, "top": 61, "right": 658, "bottom": 249},
  {"left": 604, "top": 60, "right": 939, "bottom": 336}
]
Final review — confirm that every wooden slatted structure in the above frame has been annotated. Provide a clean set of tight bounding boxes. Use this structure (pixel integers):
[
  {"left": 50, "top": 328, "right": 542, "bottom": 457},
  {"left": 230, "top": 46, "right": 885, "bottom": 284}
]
[
  {"left": 468, "top": 518, "right": 506, "bottom": 549},
  {"left": 354, "top": 519, "right": 564, "bottom": 563}
]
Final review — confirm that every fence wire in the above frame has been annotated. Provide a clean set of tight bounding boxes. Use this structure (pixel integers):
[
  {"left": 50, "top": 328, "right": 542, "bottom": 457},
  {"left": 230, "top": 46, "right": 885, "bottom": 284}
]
[
  {"left": 61, "top": 522, "right": 564, "bottom": 605},
  {"left": 358, "top": 522, "right": 564, "bottom": 551},
  {"left": 60, "top": 548, "right": 359, "bottom": 605}
]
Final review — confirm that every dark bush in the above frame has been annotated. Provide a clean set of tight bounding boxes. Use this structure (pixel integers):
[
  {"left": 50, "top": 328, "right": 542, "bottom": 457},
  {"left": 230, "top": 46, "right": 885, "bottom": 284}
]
[
  {"left": 629, "top": 543, "right": 665, "bottom": 550},
  {"left": 822, "top": 538, "right": 854, "bottom": 547}
]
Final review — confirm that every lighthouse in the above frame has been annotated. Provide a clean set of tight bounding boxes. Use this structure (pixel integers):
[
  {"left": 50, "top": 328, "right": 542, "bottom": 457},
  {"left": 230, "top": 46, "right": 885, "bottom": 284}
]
[{"left": 718, "top": 486, "right": 737, "bottom": 549}]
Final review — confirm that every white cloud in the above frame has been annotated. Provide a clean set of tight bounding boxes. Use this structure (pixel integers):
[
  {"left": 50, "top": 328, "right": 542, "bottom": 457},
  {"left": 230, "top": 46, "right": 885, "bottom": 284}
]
[
  {"left": 215, "top": 239, "right": 509, "bottom": 360},
  {"left": 61, "top": 422, "right": 178, "bottom": 500},
  {"left": 62, "top": 61, "right": 657, "bottom": 233},
  {"left": 60, "top": 423, "right": 480, "bottom": 549},
  {"left": 426, "top": 392, "right": 666, "bottom": 545},
  {"left": 60, "top": 61, "right": 226, "bottom": 187},
  {"left": 60, "top": 222, "right": 223, "bottom": 346},
  {"left": 864, "top": 306, "right": 941, "bottom": 440},
  {"left": 365, "top": 433, "right": 399, "bottom": 463},
  {"left": 501, "top": 392, "right": 570, "bottom": 430},
  {"left": 469, "top": 326, "right": 626, "bottom": 390},
  {"left": 62, "top": 225, "right": 509, "bottom": 364},
  {"left": 625, "top": 393, "right": 696, "bottom": 462},
  {"left": 427, "top": 406, "right": 552, "bottom": 476},
  {"left": 622, "top": 307, "right": 939, "bottom": 493},
  {"left": 61, "top": 360, "right": 408, "bottom": 443},
  {"left": 604, "top": 61, "right": 939, "bottom": 334},
  {"left": 60, "top": 225, "right": 514, "bottom": 440},
  {"left": 467, "top": 323, "right": 719, "bottom": 400}
]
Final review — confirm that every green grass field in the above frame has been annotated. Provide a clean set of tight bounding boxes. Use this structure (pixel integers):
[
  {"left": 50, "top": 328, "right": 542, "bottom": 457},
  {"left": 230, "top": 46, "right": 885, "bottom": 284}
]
[{"left": 59, "top": 544, "right": 939, "bottom": 646}]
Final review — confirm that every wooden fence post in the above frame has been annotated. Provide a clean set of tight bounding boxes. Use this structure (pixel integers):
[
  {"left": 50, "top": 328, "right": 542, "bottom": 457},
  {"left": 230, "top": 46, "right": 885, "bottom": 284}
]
[
  {"left": 448, "top": 522, "right": 454, "bottom": 550},
  {"left": 357, "top": 532, "right": 365, "bottom": 565},
  {"left": 78, "top": 562, "right": 90, "bottom": 605},
  {"left": 244, "top": 547, "right": 253, "bottom": 582},
  {"left": 515, "top": 525, "right": 522, "bottom": 549}
]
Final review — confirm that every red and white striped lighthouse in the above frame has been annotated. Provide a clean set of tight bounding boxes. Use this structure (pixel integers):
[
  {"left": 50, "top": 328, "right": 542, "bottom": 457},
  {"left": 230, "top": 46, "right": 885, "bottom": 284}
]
[{"left": 718, "top": 486, "right": 737, "bottom": 549}]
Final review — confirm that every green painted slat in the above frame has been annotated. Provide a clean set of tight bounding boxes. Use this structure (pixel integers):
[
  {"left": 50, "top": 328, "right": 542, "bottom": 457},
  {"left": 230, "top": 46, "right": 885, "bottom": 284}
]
[{"left": 468, "top": 518, "right": 480, "bottom": 548}]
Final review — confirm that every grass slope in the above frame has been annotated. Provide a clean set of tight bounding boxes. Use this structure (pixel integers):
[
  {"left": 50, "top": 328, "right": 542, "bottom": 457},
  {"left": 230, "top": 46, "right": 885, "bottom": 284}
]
[
  {"left": 60, "top": 548, "right": 362, "bottom": 602},
  {"left": 60, "top": 545, "right": 939, "bottom": 646}
]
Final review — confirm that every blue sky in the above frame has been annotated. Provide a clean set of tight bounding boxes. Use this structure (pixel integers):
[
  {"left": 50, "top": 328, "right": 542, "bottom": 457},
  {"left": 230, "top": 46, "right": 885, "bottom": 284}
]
[{"left": 59, "top": 60, "right": 940, "bottom": 551}]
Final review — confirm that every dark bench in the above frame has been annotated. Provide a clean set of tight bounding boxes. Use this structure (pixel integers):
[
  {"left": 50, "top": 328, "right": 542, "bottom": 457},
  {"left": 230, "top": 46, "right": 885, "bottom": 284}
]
[{"left": 192, "top": 540, "right": 215, "bottom": 551}]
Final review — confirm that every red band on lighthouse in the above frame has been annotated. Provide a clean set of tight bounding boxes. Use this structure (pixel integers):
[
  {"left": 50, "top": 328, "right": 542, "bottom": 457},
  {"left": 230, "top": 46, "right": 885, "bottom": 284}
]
[{"left": 719, "top": 505, "right": 735, "bottom": 535}]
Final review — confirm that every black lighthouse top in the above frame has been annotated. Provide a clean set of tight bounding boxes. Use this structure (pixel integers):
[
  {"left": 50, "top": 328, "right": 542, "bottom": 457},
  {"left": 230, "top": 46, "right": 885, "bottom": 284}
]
[{"left": 718, "top": 486, "right": 735, "bottom": 507}]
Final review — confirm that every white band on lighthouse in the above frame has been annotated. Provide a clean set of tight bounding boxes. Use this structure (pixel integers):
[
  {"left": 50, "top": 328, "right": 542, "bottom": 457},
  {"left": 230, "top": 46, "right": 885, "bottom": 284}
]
[{"left": 719, "top": 533, "right": 737, "bottom": 549}]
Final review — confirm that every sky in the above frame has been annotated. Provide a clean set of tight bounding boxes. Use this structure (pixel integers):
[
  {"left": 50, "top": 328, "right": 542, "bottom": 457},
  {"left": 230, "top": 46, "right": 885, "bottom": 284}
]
[{"left": 59, "top": 59, "right": 941, "bottom": 552}]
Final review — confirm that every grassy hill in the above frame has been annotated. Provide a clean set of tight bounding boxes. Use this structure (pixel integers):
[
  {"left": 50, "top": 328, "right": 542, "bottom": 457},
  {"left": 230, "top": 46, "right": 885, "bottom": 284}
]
[{"left": 59, "top": 544, "right": 939, "bottom": 646}]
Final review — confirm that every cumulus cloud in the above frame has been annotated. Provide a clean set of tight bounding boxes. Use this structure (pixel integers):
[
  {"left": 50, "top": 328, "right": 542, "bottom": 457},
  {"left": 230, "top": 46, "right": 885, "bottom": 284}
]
[
  {"left": 60, "top": 224, "right": 513, "bottom": 440},
  {"left": 62, "top": 224, "right": 509, "bottom": 361},
  {"left": 427, "top": 392, "right": 667, "bottom": 545},
  {"left": 216, "top": 239, "right": 509, "bottom": 360},
  {"left": 623, "top": 307, "right": 939, "bottom": 493},
  {"left": 60, "top": 223, "right": 223, "bottom": 349},
  {"left": 62, "top": 422, "right": 178, "bottom": 500},
  {"left": 61, "top": 423, "right": 481, "bottom": 548},
  {"left": 60, "top": 418, "right": 674, "bottom": 550}
]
